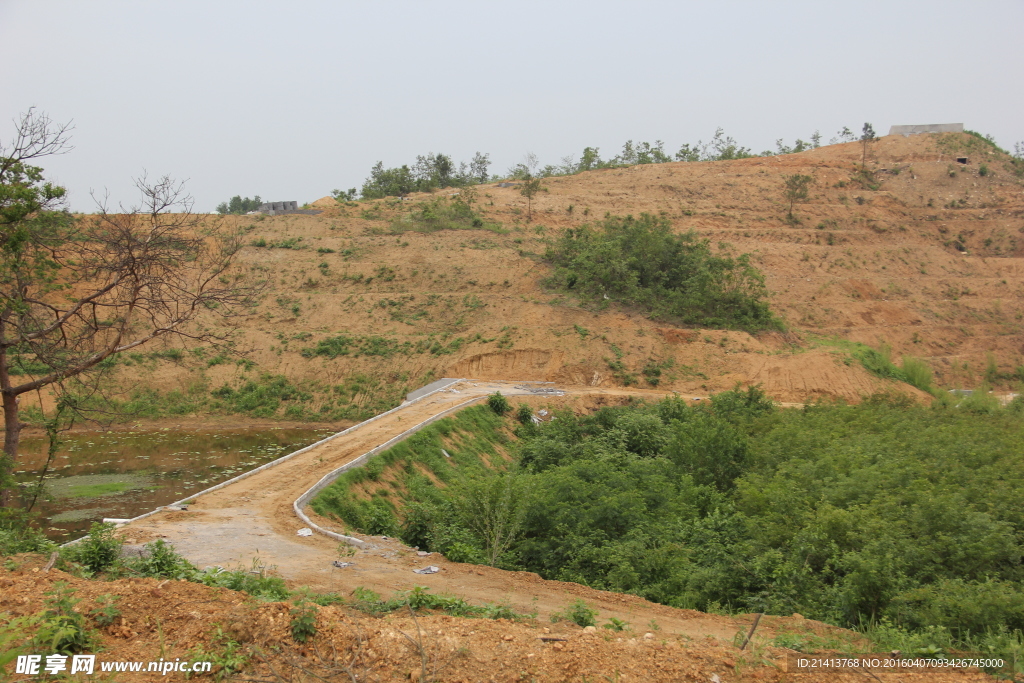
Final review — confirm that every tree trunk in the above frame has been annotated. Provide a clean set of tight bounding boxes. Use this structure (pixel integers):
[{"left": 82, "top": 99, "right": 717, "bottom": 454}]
[{"left": 0, "top": 391, "right": 20, "bottom": 507}]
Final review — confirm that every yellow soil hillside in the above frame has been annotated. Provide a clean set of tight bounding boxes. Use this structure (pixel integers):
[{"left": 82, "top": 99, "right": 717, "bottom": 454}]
[{"left": 82, "top": 132, "right": 1024, "bottom": 418}]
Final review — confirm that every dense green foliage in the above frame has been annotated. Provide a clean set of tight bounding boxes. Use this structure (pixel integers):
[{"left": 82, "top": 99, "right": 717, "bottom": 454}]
[
  {"left": 311, "top": 405, "right": 511, "bottom": 550},
  {"left": 360, "top": 152, "right": 490, "bottom": 199},
  {"left": 215, "top": 195, "right": 262, "bottom": 214},
  {"left": 0, "top": 509, "right": 56, "bottom": 555},
  {"left": 546, "top": 213, "right": 781, "bottom": 332},
  {"left": 317, "top": 390, "right": 1024, "bottom": 643}
]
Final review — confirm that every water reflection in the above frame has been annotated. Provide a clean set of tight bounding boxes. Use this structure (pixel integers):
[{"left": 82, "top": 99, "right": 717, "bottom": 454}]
[{"left": 13, "top": 427, "right": 334, "bottom": 540}]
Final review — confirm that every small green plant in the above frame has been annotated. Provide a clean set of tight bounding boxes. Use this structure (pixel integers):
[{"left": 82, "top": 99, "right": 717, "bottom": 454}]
[
  {"left": 551, "top": 599, "right": 598, "bottom": 627},
  {"left": 290, "top": 599, "right": 318, "bottom": 643},
  {"left": 62, "top": 522, "right": 122, "bottom": 574},
  {"left": 515, "top": 403, "right": 534, "bottom": 425},
  {"left": 129, "top": 539, "right": 199, "bottom": 579},
  {"left": 34, "top": 582, "right": 96, "bottom": 654},
  {"left": 979, "top": 163, "right": 990, "bottom": 177},
  {"left": 487, "top": 391, "right": 511, "bottom": 416},
  {"left": 603, "top": 617, "right": 630, "bottom": 632},
  {"left": 90, "top": 595, "right": 121, "bottom": 628},
  {"left": 190, "top": 626, "right": 250, "bottom": 681}
]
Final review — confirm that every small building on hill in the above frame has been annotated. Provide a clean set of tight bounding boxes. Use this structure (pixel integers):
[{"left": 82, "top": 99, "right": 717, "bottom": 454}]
[
  {"left": 257, "top": 201, "right": 321, "bottom": 216},
  {"left": 888, "top": 123, "right": 963, "bottom": 136}
]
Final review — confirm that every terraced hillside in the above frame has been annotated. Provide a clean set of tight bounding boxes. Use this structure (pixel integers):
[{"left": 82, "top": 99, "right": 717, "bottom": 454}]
[{"left": 57, "top": 132, "right": 1024, "bottom": 421}]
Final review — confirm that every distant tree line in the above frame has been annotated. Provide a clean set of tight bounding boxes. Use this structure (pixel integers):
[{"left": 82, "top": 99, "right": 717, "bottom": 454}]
[
  {"left": 216, "top": 195, "right": 262, "bottom": 214},
  {"left": 356, "top": 152, "right": 492, "bottom": 200},
  {"left": 347, "top": 126, "right": 873, "bottom": 201}
]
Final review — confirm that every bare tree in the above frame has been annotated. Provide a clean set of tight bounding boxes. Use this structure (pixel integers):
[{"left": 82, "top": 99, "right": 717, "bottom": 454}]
[{"left": 0, "top": 110, "right": 259, "bottom": 505}]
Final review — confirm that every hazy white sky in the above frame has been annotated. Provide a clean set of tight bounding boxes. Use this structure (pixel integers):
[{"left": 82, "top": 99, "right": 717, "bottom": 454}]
[{"left": 2, "top": 0, "right": 1022, "bottom": 211}]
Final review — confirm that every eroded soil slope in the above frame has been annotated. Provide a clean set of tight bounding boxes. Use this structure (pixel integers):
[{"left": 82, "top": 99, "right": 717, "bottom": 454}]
[{"left": 72, "top": 132, "right": 1017, "bottom": 416}]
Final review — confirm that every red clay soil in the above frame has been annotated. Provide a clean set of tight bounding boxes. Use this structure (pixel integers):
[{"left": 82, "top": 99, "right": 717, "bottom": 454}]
[{"left": 1, "top": 555, "right": 995, "bottom": 682}]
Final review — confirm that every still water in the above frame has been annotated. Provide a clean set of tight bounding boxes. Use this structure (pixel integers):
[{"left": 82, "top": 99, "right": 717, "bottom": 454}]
[{"left": 13, "top": 427, "right": 335, "bottom": 540}]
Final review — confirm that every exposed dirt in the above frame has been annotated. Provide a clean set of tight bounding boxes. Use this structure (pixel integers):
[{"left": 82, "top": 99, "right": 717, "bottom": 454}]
[{"left": 2, "top": 556, "right": 994, "bottom": 682}]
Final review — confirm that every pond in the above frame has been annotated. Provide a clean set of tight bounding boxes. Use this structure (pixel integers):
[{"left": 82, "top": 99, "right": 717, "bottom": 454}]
[{"left": 12, "top": 426, "right": 336, "bottom": 541}]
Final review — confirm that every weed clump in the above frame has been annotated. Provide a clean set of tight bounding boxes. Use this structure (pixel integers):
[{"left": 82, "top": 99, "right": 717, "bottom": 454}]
[{"left": 551, "top": 599, "right": 598, "bottom": 627}]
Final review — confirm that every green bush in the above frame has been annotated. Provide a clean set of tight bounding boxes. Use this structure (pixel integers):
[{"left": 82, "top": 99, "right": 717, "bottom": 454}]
[
  {"left": 545, "top": 213, "right": 781, "bottom": 332},
  {"left": 89, "top": 595, "right": 121, "bottom": 628},
  {"left": 888, "top": 579, "right": 1024, "bottom": 636},
  {"left": 211, "top": 374, "right": 311, "bottom": 417},
  {"left": 487, "top": 391, "right": 511, "bottom": 416},
  {"left": 128, "top": 539, "right": 198, "bottom": 579},
  {"left": 391, "top": 195, "right": 500, "bottom": 234},
  {"left": 0, "top": 510, "right": 55, "bottom": 555},
  {"left": 62, "top": 522, "right": 122, "bottom": 574},
  {"left": 552, "top": 599, "right": 598, "bottom": 627}
]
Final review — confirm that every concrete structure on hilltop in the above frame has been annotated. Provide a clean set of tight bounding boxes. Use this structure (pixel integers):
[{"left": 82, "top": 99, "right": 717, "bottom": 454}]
[
  {"left": 888, "top": 123, "right": 964, "bottom": 136},
  {"left": 257, "top": 201, "right": 321, "bottom": 216}
]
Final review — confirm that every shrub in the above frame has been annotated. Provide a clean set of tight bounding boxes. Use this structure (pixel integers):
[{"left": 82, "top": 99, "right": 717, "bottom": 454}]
[
  {"left": 487, "top": 391, "right": 511, "bottom": 416},
  {"left": 62, "top": 522, "right": 121, "bottom": 574},
  {"left": 552, "top": 599, "right": 598, "bottom": 627},
  {"left": 545, "top": 213, "right": 781, "bottom": 332},
  {"left": 128, "top": 539, "right": 198, "bottom": 579},
  {"left": 900, "top": 357, "right": 935, "bottom": 394},
  {"left": 515, "top": 403, "right": 534, "bottom": 425},
  {"left": 391, "top": 195, "right": 499, "bottom": 234},
  {"left": 0, "top": 509, "right": 55, "bottom": 555}
]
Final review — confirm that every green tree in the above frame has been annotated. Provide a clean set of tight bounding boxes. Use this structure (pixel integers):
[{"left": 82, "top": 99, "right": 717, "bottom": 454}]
[
  {"left": 519, "top": 174, "right": 543, "bottom": 221},
  {"left": 216, "top": 195, "right": 262, "bottom": 214},
  {"left": 860, "top": 122, "right": 876, "bottom": 167},
  {"left": 781, "top": 174, "right": 814, "bottom": 220},
  {"left": 468, "top": 152, "right": 491, "bottom": 183},
  {"left": 331, "top": 188, "right": 357, "bottom": 202},
  {"left": 0, "top": 111, "right": 258, "bottom": 506},
  {"left": 578, "top": 147, "right": 602, "bottom": 171},
  {"left": 361, "top": 162, "right": 415, "bottom": 199},
  {"left": 451, "top": 472, "right": 528, "bottom": 566}
]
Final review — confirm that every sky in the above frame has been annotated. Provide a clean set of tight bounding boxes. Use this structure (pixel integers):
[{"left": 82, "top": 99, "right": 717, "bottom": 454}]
[{"left": 2, "top": 0, "right": 1022, "bottom": 212}]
